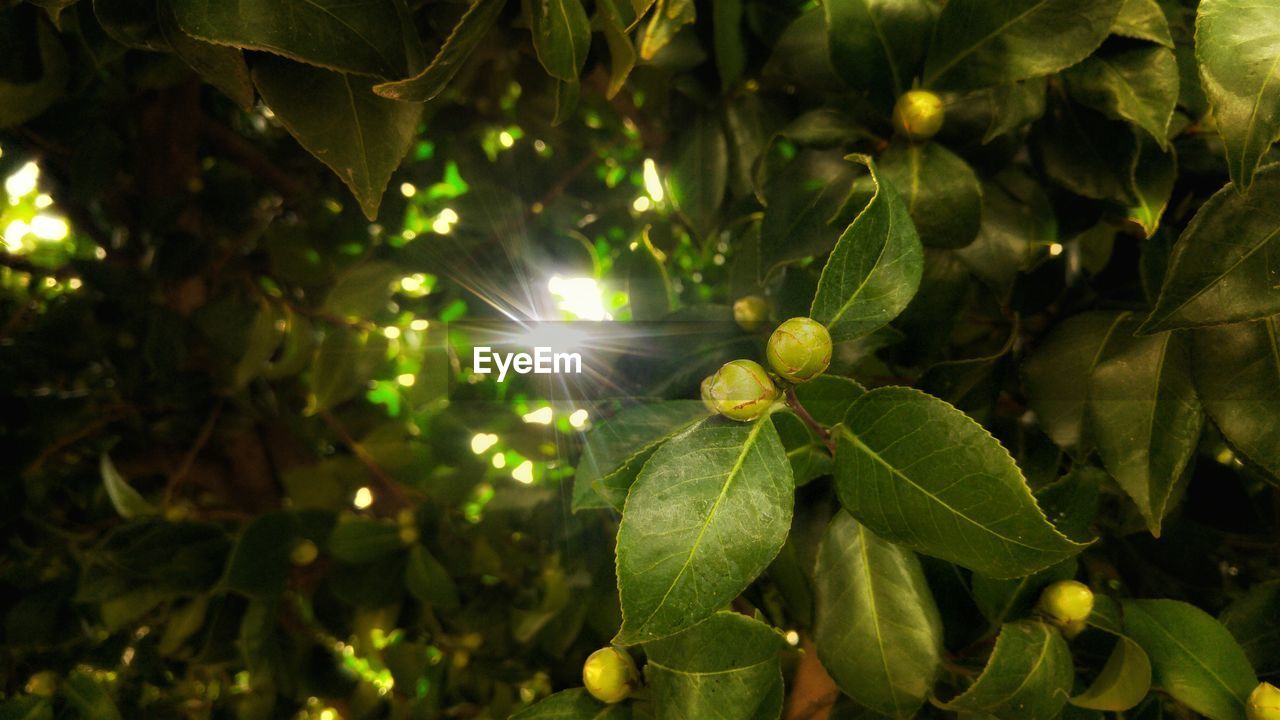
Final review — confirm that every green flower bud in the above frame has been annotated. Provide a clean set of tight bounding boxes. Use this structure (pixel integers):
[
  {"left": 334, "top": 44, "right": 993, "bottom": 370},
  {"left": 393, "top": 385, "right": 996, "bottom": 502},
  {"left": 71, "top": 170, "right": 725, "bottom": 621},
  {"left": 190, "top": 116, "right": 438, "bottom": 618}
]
[
  {"left": 1060, "top": 618, "right": 1087, "bottom": 640},
  {"left": 733, "top": 295, "right": 769, "bottom": 332},
  {"left": 767, "top": 317, "right": 832, "bottom": 383},
  {"left": 1037, "top": 580, "right": 1094, "bottom": 625},
  {"left": 583, "top": 647, "right": 640, "bottom": 704},
  {"left": 701, "top": 375, "right": 718, "bottom": 413},
  {"left": 1250, "top": 682, "right": 1280, "bottom": 720},
  {"left": 707, "top": 359, "right": 778, "bottom": 421},
  {"left": 290, "top": 540, "right": 319, "bottom": 566},
  {"left": 892, "top": 90, "right": 945, "bottom": 142}
]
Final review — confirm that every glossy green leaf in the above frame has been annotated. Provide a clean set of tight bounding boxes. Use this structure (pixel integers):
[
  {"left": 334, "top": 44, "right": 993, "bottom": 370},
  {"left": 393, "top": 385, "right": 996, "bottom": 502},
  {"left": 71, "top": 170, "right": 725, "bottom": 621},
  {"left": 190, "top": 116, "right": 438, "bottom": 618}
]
[
  {"left": 1140, "top": 165, "right": 1280, "bottom": 332},
  {"left": 170, "top": 0, "right": 418, "bottom": 78},
  {"left": 878, "top": 140, "right": 983, "bottom": 249},
  {"left": 526, "top": 0, "right": 591, "bottom": 81},
  {"left": 572, "top": 400, "right": 709, "bottom": 511},
  {"left": 814, "top": 511, "right": 943, "bottom": 719},
  {"left": 810, "top": 155, "right": 923, "bottom": 342},
  {"left": 1112, "top": 0, "right": 1173, "bottom": 47},
  {"left": 773, "top": 412, "right": 830, "bottom": 486},
  {"left": 156, "top": 1, "right": 254, "bottom": 110},
  {"left": 823, "top": 0, "right": 936, "bottom": 101},
  {"left": 598, "top": 0, "right": 639, "bottom": 98},
  {"left": 327, "top": 518, "right": 401, "bottom": 564},
  {"left": 983, "top": 78, "right": 1048, "bottom": 143},
  {"left": 1064, "top": 45, "right": 1179, "bottom": 149},
  {"left": 792, "top": 374, "right": 865, "bottom": 426},
  {"left": 1128, "top": 132, "right": 1176, "bottom": 237},
  {"left": 405, "top": 545, "right": 460, "bottom": 609},
  {"left": 1123, "top": 599, "right": 1257, "bottom": 720},
  {"left": 666, "top": 112, "right": 728, "bottom": 240},
  {"left": 639, "top": 0, "right": 695, "bottom": 61},
  {"left": 99, "top": 453, "right": 158, "bottom": 520},
  {"left": 254, "top": 57, "right": 421, "bottom": 221},
  {"left": 923, "top": 0, "right": 1123, "bottom": 90},
  {"left": 1192, "top": 317, "right": 1280, "bottom": 481},
  {"left": 1071, "top": 636, "right": 1153, "bottom": 712},
  {"left": 759, "top": 150, "right": 859, "bottom": 277},
  {"left": 615, "top": 417, "right": 793, "bottom": 644},
  {"left": 644, "top": 611, "right": 786, "bottom": 720},
  {"left": 1035, "top": 97, "right": 1137, "bottom": 203},
  {"left": 0, "top": 20, "right": 67, "bottom": 129},
  {"left": 374, "top": 0, "right": 506, "bottom": 101},
  {"left": 1089, "top": 313, "right": 1203, "bottom": 536},
  {"left": 509, "top": 688, "right": 630, "bottom": 719},
  {"left": 1221, "top": 580, "right": 1280, "bottom": 674},
  {"left": 955, "top": 173, "right": 1054, "bottom": 299},
  {"left": 1024, "top": 312, "right": 1126, "bottom": 454},
  {"left": 1195, "top": 0, "right": 1280, "bottom": 189},
  {"left": 833, "top": 386, "right": 1088, "bottom": 578},
  {"left": 942, "top": 621, "right": 1074, "bottom": 720}
]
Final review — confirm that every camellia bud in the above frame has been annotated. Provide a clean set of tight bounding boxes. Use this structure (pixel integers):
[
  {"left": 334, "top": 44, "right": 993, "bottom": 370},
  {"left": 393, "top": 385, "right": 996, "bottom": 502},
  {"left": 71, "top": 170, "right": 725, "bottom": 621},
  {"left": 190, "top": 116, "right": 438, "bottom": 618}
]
[
  {"left": 733, "top": 295, "right": 769, "bottom": 332},
  {"left": 892, "top": 89, "right": 945, "bottom": 142},
  {"left": 1037, "top": 580, "right": 1095, "bottom": 626},
  {"left": 766, "top": 317, "right": 832, "bottom": 383},
  {"left": 1060, "top": 618, "right": 1087, "bottom": 640},
  {"left": 583, "top": 646, "right": 640, "bottom": 704},
  {"left": 701, "top": 375, "right": 717, "bottom": 413},
  {"left": 706, "top": 359, "right": 778, "bottom": 421},
  {"left": 290, "top": 540, "right": 319, "bottom": 566},
  {"left": 1249, "top": 682, "right": 1280, "bottom": 720}
]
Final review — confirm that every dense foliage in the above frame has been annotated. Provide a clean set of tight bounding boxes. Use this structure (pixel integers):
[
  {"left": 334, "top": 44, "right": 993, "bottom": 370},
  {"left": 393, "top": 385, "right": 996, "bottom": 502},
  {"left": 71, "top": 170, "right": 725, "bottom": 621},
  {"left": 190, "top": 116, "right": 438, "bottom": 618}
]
[{"left": 2, "top": 0, "right": 1279, "bottom": 719}]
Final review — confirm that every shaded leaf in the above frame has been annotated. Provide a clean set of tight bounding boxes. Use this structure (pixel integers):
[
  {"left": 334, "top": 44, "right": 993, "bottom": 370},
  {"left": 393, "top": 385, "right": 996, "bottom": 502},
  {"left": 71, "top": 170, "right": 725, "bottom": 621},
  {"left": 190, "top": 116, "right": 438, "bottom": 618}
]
[
  {"left": 1023, "top": 311, "right": 1126, "bottom": 454},
  {"left": 323, "top": 262, "right": 400, "bottom": 320},
  {"left": 942, "top": 621, "right": 1074, "bottom": 720},
  {"left": 1112, "top": 0, "right": 1173, "bottom": 47},
  {"left": 824, "top": 0, "right": 936, "bottom": 101},
  {"left": 509, "top": 689, "right": 629, "bottom": 719},
  {"left": 878, "top": 140, "right": 983, "bottom": 249},
  {"left": 99, "top": 453, "right": 158, "bottom": 520},
  {"left": 406, "top": 545, "right": 460, "bottom": 609},
  {"left": 639, "top": 0, "right": 695, "bottom": 61},
  {"left": 1071, "top": 636, "right": 1153, "bottom": 712},
  {"left": 62, "top": 671, "right": 122, "bottom": 720},
  {"left": 526, "top": 0, "right": 591, "bottom": 81},
  {"left": 1220, "top": 580, "right": 1280, "bottom": 674},
  {"left": 1128, "top": 132, "right": 1176, "bottom": 237},
  {"left": 1064, "top": 45, "right": 1179, "bottom": 149},
  {"left": 328, "top": 518, "right": 401, "bottom": 564},
  {"left": 759, "top": 150, "right": 859, "bottom": 277},
  {"left": 0, "top": 19, "right": 67, "bottom": 129},
  {"left": 1192, "top": 317, "right": 1280, "bottom": 482},
  {"left": 972, "top": 559, "right": 1076, "bottom": 627},
  {"left": 375, "top": 0, "right": 506, "bottom": 101},
  {"left": 666, "top": 112, "right": 728, "bottom": 240}
]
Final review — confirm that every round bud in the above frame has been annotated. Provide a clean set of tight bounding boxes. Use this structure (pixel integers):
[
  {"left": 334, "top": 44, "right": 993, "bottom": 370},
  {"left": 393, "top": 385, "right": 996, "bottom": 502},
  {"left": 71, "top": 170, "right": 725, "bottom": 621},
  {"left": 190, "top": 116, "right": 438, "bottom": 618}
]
[
  {"left": 1249, "top": 682, "right": 1280, "bottom": 720},
  {"left": 290, "top": 540, "right": 319, "bottom": 566},
  {"left": 397, "top": 508, "right": 416, "bottom": 527},
  {"left": 582, "top": 647, "right": 640, "bottom": 704},
  {"left": 767, "top": 317, "right": 832, "bottom": 383},
  {"left": 1060, "top": 618, "right": 1087, "bottom": 640},
  {"left": 707, "top": 360, "right": 778, "bottom": 421},
  {"left": 165, "top": 503, "right": 193, "bottom": 523},
  {"left": 892, "top": 90, "right": 945, "bottom": 142},
  {"left": 25, "top": 671, "right": 57, "bottom": 697},
  {"left": 398, "top": 525, "right": 419, "bottom": 546},
  {"left": 701, "top": 375, "right": 718, "bottom": 413},
  {"left": 1037, "top": 580, "right": 1095, "bottom": 625},
  {"left": 733, "top": 295, "right": 769, "bottom": 332}
]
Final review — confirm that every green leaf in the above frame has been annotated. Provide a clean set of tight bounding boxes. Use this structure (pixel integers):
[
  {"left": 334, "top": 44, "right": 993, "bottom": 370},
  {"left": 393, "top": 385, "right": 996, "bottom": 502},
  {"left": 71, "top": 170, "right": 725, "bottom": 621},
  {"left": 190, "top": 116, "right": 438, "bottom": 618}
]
[
  {"left": 833, "top": 386, "right": 1088, "bottom": 578},
  {"left": 644, "top": 611, "right": 786, "bottom": 720},
  {"left": 1128, "top": 132, "right": 1176, "bottom": 237},
  {"left": 773, "top": 412, "right": 830, "bottom": 486},
  {"left": 972, "top": 559, "right": 1077, "bottom": 627},
  {"left": 1139, "top": 165, "right": 1280, "bottom": 332},
  {"left": 572, "top": 400, "right": 709, "bottom": 512},
  {"left": 1195, "top": 0, "right": 1280, "bottom": 189},
  {"left": 324, "top": 262, "right": 400, "bottom": 320},
  {"left": 1192, "top": 317, "right": 1280, "bottom": 482},
  {"left": 1064, "top": 45, "right": 1179, "bottom": 149},
  {"left": 525, "top": 0, "right": 591, "bottom": 81},
  {"left": 823, "top": 0, "right": 936, "bottom": 101},
  {"left": 810, "top": 155, "right": 923, "bottom": 342},
  {"left": 510, "top": 689, "right": 630, "bottom": 719},
  {"left": 759, "top": 150, "right": 859, "bottom": 278},
  {"left": 624, "top": 231, "right": 673, "bottom": 321},
  {"left": 170, "top": 0, "right": 419, "bottom": 78},
  {"left": 305, "top": 327, "right": 388, "bottom": 414},
  {"left": 232, "top": 302, "right": 284, "bottom": 390},
  {"left": 1071, "top": 636, "right": 1152, "bottom": 712},
  {"left": 713, "top": 0, "right": 745, "bottom": 89},
  {"left": 1034, "top": 97, "right": 1137, "bottom": 203},
  {"left": 0, "top": 697, "right": 52, "bottom": 720},
  {"left": 1112, "top": 0, "right": 1173, "bottom": 47},
  {"left": 1221, "top": 580, "right": 1280, "bottom": 674},
  {"left": 156, "top": 0, "right": 254, "bottom": 110},
  {"left": 983, "top": 79, "right": 1049, "bottom": 143},
  {"left": 405, "top": 545, "right": 460, "bottom": 609},
  {"left": 62, "top": 671, "right": 122, "bottom": 720},
  {"left": 1023, "top": 311, "right": 1126, "bottom": 454},
  {"left": 0, "top": 19, "right": 67, "bottom": 129},
  {"left": 639, "top": 0, "right": 695, "bottom": 61},
  {"left": 99, "top": 453, "right": 158, "bottom": 520},
  {"left": 878, "top": 140, "right": 983, "bottom": 250},
  {"left": 254, "top": 56, "right": 421, "bottom": 221},
  {"left": 666, "top": 112, "right": 728, "bottom": 241},
  {"left": 327, "top": 518, "right": 401, "bottom": 564},
  {"left": 1089, "top": 313, "right": 1203, "bottom": 536},
  {"left": 222, "top": 512, "right": 299, "bottom": 597},
  {"left": 792, "top": 374, "right": 865, "bottom": 426},
  {"left": 923, "top": 0, "right": 1123, "bottom": 90},
  {"left": 955, "top": 174, "right": 1054, "bottom": 299},
  {"left": 814, "top": 511, "right": 943, "bottom": 719},
  {"left": 614, "top": 416, "right": 793, "bottom": 644},
  {"left": 597, "top": 0, "right": 639, "bottom": 98},
  {"left": 1123, "top": 599, "right": 1257, "bottom": 720},
  {"left": 374, "top": 0, "right": 506, "bottom": 101},
  {"left": 943, "top": 621, "right": 1074, "bottom": 720}
]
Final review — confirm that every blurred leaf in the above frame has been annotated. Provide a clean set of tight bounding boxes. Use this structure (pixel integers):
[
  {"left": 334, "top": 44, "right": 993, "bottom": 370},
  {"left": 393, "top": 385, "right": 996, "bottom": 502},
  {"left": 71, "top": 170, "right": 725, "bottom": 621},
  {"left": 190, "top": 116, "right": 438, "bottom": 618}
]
[
  {"left": 222, "top": 512, "right": 300, "bottom": 597},
  {"left": 99, "top": 453, "right": 158, "bottom": 520},
  {"left": 510, "top": 689, "right": 629, "bottom": 719},
  {"left": 833, "top": 387, "right": 1088, "bottom": 578},
  {"left": 614, "top": 417, "right": 792, "bottom": 644},
  {"left": 759, "top": 150, "right": 859, "bottom": 278},
  {"left": 712, "top": 0, "right": 745, "bottom": 89},
  {"left": 324, "top": 262, "right": 400, "bottom": 320},
  {"left": 405, "top": 544, "right": 460, "bottom": 609},
  {"left": 232, "top": 302, "right": 284, "bottom": 390},
  {"left": 62, "top": 671, "right": 122, "bottom": 720},
  {"left": 328, "top": 518, "right": 401, "bottom": 564},
  {"left": 525, "top": 0, "right": 591, "bottom": 81},
  {"left": 639, "top": 0, "right": 695, "bottom": 60},
  {"left": 814, "top": 511, "right": 942, "bottom": 718},
  {"left": 0, "top": 19, "right": 67, "bottom": 129},
  {"left": 597, "top": 0, "right": 638, "bottom": 98},
  {"left": 1112, "top": 0, "right": 1173, "bottom": 46},
  {"left": 666, "top": 111, "right": 728, "bottom": 241}
]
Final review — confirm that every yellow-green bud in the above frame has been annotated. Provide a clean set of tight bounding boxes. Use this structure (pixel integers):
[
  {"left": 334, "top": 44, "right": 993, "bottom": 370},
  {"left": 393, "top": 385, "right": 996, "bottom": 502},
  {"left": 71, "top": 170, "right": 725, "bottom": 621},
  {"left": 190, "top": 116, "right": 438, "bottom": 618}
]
[
  {"left": 766, "top": 317, "right": 832, "bottom": 383},
  {"left": 1060, "top": 618, "right": 1087, "bottom": 640},
  {"left": 1037, "top": 580, "right": 1094, "bottom": 625},
  {"left": 25, "top": 671, "right": 57, "bottom": 697},
  {"left": 1249, "top": 682, "right": 1280, "bottom": 720},
  {"left": 733, "top": 295, "right": 769, "bottom": 332},
  {"left": 290, "top": 540, "right": 319, "bottom": 566},
  {"left": 583, "top": 647, "right": 640, "bottom": 704},
  {"left": 707, "top": 360, "right": 778, "bottom": 421},
  {"left": 701, "top": 375, "right": 718, "bottom": 413},
  {"left": 892, "top": 90, "right": 945, "bottom": 142},
  {"left": 398, "top": 525, "right": 419, "bottom": 546}
]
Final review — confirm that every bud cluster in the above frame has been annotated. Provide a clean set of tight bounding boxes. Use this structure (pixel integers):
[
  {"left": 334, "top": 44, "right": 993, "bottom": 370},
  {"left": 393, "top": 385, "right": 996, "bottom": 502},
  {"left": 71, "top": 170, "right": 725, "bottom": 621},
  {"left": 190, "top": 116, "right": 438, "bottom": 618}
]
[{"left": 701, "top": 317, "right": 833, "bottom": 422}]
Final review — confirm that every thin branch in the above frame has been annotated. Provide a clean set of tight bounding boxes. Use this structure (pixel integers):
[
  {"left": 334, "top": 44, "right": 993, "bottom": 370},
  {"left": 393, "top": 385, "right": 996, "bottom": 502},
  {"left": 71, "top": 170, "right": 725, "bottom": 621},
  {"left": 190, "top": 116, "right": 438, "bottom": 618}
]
[
  {"left": 784, "top": 387, "right": 835, "bottom": 454},
  {"left": 164, "top": 399, "right": 224, "bottom": 507},
  {"left": 320, "top": 410, "right": 421, "bottom": 508}
]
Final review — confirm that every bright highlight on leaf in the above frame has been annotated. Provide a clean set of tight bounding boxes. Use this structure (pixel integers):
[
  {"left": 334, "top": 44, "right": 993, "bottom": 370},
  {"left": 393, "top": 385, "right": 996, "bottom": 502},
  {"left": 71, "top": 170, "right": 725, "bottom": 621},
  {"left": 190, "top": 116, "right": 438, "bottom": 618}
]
[
  {"left": 470, "top": 433, "right": 499, "bottom": 454},
  {"left": 522, "top": 407, "right": 553, "bottom": 424},
  {"left": 512, "top": 460, "right": 534, "bottom": 484}
]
